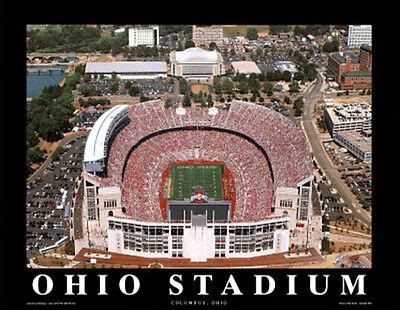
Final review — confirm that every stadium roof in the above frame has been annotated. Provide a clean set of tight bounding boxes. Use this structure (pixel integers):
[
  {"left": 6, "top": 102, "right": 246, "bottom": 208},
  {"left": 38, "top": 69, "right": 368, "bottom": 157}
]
[
  {"left": 175, "top": 47, "right": 220, "bottom": 63},
  {"left": 331, "top": 52, "right": 359, "bottom": 64},
  {"left": 85, "top": 61, "right": 167, "bottom": 74},
  {"left": 84, "top": 105, "right": 129, "bottom": 163},
  {"left": 231, "top": 61, "right": 261, "bottom": 74}
]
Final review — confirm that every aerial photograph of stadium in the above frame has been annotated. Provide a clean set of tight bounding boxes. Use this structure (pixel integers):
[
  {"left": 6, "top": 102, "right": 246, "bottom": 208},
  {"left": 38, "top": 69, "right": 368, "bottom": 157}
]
[{"left": 26, "top": 24, "right": 372, "bottom": 268}]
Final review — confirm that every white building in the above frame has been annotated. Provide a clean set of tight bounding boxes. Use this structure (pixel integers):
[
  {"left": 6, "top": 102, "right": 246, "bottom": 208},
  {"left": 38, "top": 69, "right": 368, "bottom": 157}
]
[
  {"left": 347, "top": 25, "right": 372, "bottom": 49},
  {"left": 85, "top": 61, "right": 167, "bottom": 80},
  {"left": 335, "top": 130, "right": 372, "bottom": 163},
  {"left": 324, "top": 102, "right": 372, "bottom": 137},
  {"left": 170, "top": 47, "right": 224, "bottom": 81},
  {"left": 231, "top": 61, "right": 261, "bottom": 75},
  {"left": 128, "top": 25, "right": 159, "bottom": 47}
]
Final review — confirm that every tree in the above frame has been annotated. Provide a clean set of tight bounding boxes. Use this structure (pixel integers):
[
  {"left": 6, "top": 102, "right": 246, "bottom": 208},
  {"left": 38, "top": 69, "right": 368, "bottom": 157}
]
[
  {"left": 183, "top": 93, "right": 191, "bottom": 107},
  {"left": 248, "top": 74, "right": 260, "bottom": 94},
  {"left": 246, "top": 27, "right": 258, "bottom": 40},
  {"left": 129, "top": 85, "right": 140, "bottom": 97},
  {"left": 262, "top": 81, "right": 273, "bottom": 96},
  {"left": 111, "top": 71, "right": 117, "bottom": 81},
  {"left": 293, "top": 71, "right": 304, "bottom": 81},
  {"left": 289, "top": 81, "right": 300, "bottom": 94},
  {"left": 207, "top": 93, "right": 213, "bottom": 107},
  {"left": 111, "top": 81, "right": 120, "bottom": 94},
  {"left": 124, "top": 80, "right": 132, "bottom": 90},
  {"left": 209, "top": 42, "right": 217, "bottom": 51},
  {"left": 222, "top": 78, "right": 233, "bottom": 94},
  {"left": 281, "top": 71, "right": 292, "bottom": 82},
  {"left": 164, "top": 98, "right": 174, "bottom": 108},
  {"left": 283, "top": 96, "right": 292, "bottom": 105},
  {"left": 294, "top": 97, "right": 304, "bottom": 116},
  {"left": 213, "top": 77, "right": 223, "bottom": 95},
  {"left": 184, "top": 40, "right": 195, "bottom": 49},
  {"left": 28, "top": 146, "right": 44, "bottom": 164},
  {"left": 238, "top": 80, "right": 248, "bottom": 94},
  {"left": 179, "top": 78, "right": 188, "bottom": 94},
  {"left": 322, "top": 38, "right": 340, "bottom": 53},
  {"left": 269, "top": 25, "right": 290, "bottom": 35},
  {"left": 26, "top": 126, "right": 39, "bottom": 147}
]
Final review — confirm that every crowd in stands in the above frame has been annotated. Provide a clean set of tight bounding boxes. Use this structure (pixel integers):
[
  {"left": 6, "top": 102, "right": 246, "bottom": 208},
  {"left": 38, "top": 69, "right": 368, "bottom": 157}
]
[{"left": 88, "top": 100, "right": 313, "bottom": 223}]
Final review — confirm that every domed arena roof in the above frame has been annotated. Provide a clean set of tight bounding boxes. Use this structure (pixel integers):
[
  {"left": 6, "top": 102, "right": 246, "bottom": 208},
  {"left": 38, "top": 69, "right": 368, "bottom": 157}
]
[{"left": 175, "top": 47, "right": 219, "bottom": 63}]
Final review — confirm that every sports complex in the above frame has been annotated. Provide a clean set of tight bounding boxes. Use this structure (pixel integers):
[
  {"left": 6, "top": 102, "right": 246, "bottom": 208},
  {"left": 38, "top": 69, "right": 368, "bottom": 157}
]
[{"left": 79, "top": 100, "right": 321, "bottom": 262}]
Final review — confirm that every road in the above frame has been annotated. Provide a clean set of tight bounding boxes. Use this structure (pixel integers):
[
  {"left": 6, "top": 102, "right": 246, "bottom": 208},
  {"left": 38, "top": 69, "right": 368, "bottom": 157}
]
[
  {"left": 302, "top": 73, "right": 371, "bottom": 226},
  {"left": 329, "top": 233, "right": 371, "bottom": 244}
]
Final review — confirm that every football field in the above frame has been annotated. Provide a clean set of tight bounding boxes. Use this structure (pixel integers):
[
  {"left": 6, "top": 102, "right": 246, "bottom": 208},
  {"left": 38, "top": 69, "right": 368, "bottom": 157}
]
[{"left": 170, "top": 164, "right": 223, "bottom": 200}]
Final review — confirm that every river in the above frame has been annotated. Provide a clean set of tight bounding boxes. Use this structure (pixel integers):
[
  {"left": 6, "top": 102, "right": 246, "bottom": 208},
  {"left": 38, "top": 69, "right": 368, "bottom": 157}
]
[{"left": 26, "top": 65, "right": 68, "bottom": 99}]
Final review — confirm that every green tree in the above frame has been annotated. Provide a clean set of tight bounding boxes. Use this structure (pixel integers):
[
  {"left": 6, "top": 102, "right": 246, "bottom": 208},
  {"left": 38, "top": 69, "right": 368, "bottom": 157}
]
[
  {"left": 124, "top": 80, "right": 132, "bottom": 90},
  {"left": 129, "top": 85, "right": 140, "bottom": 97},
  {"left": 246, "top": 27, "right": 259, "bottom": 40},
  {"left": 26, "top": 126, "right": 39, "bottom": 147},
  {"left": 209, "top": 42, "right": 217, "bottom": 50},
  {"left": 222, "top": 78, "right": 233, "bottom": 94},
  {"left": 289, "top": 81, "right": 300, "bottom": 94},
  {"left": 183, "top": 92, "right": 191, "bottom": 107},
  {"left": 184, "top": 40, "right": 195, "bottom": 49},
  {"left": 28, "top": 146, "right": 44, "bottom": 164},
  {"left": 283, "top": 96, "right": 292, "bottom": 105},
  {"left": 214, "top": 77, "right": 223, "bottom": 95},
  {"left": 179, "top": 78, "right": 188, "bottom": 94},
  {"left": 111, "top": 80, "right": 120, "bottom": 94},
  {"left": 322, "top": 39, "right": 340, "bottom": 53},
  {"left": 207, "top": 93, "right": 213, "bottom": 107},
  {"left": 262, "top": 81, "right": 273, "bottom": 96},
  {"left": 238, "top": 80, "right": 248, "bottom": 94}
]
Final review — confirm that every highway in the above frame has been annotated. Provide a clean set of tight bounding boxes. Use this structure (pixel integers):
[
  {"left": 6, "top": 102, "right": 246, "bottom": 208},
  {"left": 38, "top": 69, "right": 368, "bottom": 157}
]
[{"left": 302, "top": 72, "right": 371, "bottom": 226}]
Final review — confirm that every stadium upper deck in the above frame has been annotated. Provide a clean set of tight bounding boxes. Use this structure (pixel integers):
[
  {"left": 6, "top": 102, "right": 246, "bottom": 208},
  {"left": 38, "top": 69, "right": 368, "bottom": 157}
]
[
  {"left": 88, "top": 100, "right": 312, "bottom": 186},
  {"left": 83, "top": 100, "right": 313, "bottom": 223}
]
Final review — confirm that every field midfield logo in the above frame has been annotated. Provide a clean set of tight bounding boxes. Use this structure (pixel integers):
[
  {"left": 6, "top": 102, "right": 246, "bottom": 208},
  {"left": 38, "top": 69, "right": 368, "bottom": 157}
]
[{"left": 191, "top": 190, "right": 208, "bottom": 203}]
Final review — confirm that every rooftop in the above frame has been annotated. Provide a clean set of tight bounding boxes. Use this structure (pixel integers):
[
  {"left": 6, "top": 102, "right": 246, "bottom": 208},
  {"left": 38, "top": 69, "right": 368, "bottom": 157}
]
[
  {"left": 360, "top": 45, "right": 372, "bottom": 53},
  {"left": 85, "top": 61, "right": 167, "bottom": 74},
  {"left": 326, "top": 102, "right": 371, "bottom": 124},
  {"left": 342, "top": 70, "right": 372, "bottom": 78},
  {"left": 231, "top": 61, "right": 261, "bottom": 74},
  {"left": 336, "top": 130, "right": 371, "bottom": 153},
  {"left": 331, "top": 52, "right": 359, "bottom": 64},
  {"left": 174, "top": 47, "right": 221, "bottom": 63},
  {"left": 84, "top": 105, "right": 130, "bottom": 163}
]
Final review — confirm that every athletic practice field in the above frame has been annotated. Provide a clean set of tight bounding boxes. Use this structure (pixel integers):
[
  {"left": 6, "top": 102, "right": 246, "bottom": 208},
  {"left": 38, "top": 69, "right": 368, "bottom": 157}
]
[{"left": 170, "top": 164, "right": 223, "bottom": 200}]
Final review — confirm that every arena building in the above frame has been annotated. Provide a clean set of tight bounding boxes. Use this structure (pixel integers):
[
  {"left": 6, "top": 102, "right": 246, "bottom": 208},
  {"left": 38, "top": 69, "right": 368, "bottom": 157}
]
[
  {"left": 169, "top": 47, "right": 224, "bottom": 81},
  {"left": 79, "top": 100, "right": 319, "bottom": 262},
  {"left": 85, "top": 61, "right": 167, "bottom": 80}
]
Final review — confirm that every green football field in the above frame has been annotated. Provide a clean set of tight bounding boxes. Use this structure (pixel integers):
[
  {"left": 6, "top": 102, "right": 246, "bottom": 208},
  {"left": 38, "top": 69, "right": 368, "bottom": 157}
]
[{"left": 170, "top": 164, "right": 223, "bottom": 200}]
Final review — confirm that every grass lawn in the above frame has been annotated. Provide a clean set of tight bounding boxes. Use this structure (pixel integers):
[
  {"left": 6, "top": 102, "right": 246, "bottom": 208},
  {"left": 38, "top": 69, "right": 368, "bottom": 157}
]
[{"left": 223, "top": 25, "right": 270, "bottom": 37}]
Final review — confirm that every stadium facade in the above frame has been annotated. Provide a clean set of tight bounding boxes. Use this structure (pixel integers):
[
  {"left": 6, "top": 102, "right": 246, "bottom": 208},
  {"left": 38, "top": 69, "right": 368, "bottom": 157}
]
[{"left": 78, "top": 100, "right": 319, "bottom": 262}]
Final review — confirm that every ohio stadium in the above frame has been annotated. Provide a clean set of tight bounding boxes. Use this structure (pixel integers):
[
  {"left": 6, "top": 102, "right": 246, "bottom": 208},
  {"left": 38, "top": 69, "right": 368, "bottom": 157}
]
[{"left": 80, "top": 100, "right": 318, "bottom": 262}]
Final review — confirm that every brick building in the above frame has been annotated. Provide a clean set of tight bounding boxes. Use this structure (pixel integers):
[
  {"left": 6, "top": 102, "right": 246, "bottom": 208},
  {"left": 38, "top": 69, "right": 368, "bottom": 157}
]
[
  {"left": 327, "top": 45, "right": 372, "bottom": 90},
  {"left": 340, "top": 71, "right": 372, "bottom": 90},
  {"left": 359, "top": 45, "right": 372, "bottom": 71},
  {"left": 327, "top": 52, "right": 360, "bottom": 82}
]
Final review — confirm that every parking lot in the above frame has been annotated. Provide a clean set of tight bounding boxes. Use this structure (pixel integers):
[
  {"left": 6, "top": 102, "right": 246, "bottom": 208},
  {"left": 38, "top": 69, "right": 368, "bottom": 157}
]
[
  {"left": 80, "top": 78, "right": 174, "bottom": 97},
  {"left": 26, "top": 134, "right": 87, "bottom": 257},
  {"left": 323, "top": 141, "right": 372, "bottom": 211}
]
